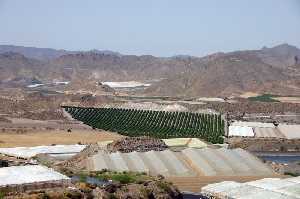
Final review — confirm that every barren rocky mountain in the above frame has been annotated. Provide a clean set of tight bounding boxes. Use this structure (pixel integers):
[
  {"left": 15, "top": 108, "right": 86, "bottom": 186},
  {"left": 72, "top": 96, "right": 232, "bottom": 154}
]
[
  {"left": 258, "top": 43, "right": 300, "bottom": 68},
  {"left": 0, "top": 52, "right": 45, "bottom": 84},
  {"left": 0, "top": 44, "right": 299, "bottom": 97},
  {"left": 146, "top": 51, "right": 300, "bottom": 97},
  {"left": 0, "top": 45, "right": 121, "bottom": 61}
]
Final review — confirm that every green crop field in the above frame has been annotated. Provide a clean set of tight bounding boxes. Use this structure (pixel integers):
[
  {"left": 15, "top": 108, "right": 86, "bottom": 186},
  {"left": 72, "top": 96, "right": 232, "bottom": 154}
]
[{"left": 63, "top": 106, "right": 225, "bottom": 144}]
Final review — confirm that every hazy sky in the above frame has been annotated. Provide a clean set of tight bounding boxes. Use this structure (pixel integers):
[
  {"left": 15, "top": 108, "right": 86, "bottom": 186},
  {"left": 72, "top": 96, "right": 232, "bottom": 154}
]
[{"left": 0, "top": 0, "right": 299, "bottom": 56}]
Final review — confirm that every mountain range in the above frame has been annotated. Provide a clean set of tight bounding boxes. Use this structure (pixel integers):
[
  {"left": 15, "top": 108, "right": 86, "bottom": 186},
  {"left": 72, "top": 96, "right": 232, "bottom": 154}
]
[{"left": 0, "top": 44, "right": 299, "bottom": 97}]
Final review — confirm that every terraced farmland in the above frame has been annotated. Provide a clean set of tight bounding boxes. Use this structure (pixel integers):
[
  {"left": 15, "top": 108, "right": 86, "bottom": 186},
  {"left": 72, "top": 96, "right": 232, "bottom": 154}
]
[{"left": 63, "top": 106, "right": 225, "bottom": 143}]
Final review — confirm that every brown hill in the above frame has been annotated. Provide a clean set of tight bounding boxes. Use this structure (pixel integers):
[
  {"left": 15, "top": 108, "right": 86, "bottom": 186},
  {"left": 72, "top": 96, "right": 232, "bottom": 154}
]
[
  {"left": 145, "top": 51, "right": 300, "bottom": 97},
  {"left": 49, "top": 52, "right": 194, "bottom": 81},
  {"left": 0, "top": 45, "right": 121, "bottom": 61},
  {"left": 0, "top": 44, "right": 299, "bottom": 97},
  {"left": 0, "top": 52, "right": 44, "bottom": 84},
  {"left": 257, "top": 43, "right": 300, "bottom": 68}
]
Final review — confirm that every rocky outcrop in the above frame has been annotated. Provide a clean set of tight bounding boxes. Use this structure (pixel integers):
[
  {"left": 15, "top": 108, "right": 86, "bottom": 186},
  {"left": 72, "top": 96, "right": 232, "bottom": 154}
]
[{"left": 107, "top": 137, "right": 168, "bottom": 153}]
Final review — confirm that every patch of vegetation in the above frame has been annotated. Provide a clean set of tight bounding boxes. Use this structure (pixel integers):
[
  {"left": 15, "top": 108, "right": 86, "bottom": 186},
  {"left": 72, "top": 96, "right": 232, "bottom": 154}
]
[
  {"left": 284, "top": 172, "right": 299, "bottom": 177},
  {"left": 0, "top": 192, "right": 4, "bottom": 199},
  {"left": 248, "top": 94, "right": 280, "bottom": 102},
  {"left": 74, "top": 170, "right": 153, "bottom": 185},
  {"left": 156, "top": 181, "right": 172, "bottom": 192},
  {"left": 96, "top": 171, "right": 151, "bottom": 184},
  {"left": 78, "top": 172, "right": 87, "bottom": 182}
]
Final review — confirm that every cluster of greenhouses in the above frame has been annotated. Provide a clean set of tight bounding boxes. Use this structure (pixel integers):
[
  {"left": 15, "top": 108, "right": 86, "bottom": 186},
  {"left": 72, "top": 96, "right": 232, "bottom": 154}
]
[{"left": 63, "top": 106, "right": 225, "bottom": 143}]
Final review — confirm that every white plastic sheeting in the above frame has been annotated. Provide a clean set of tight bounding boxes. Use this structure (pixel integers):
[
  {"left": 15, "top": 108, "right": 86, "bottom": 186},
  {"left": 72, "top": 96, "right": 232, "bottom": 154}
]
[
  {"left": 246, "top": 178, "right": 295, "bottom": 191},
  {"left": 202, "top": 177, "right": 300, "bottom": 199},
  {"left": 278, "top": 124, "right": 300, "bottom": 139},
  {"left": 231, "top": 121, "right": 275, "bottom": 128},
  {"left": 228, "top": 126, "right": 254, "bottom": 137},
  {"left": 183, "top": 148, "right": 274, "bottom": 176},
  {"left": 197, "top": 97, "right": 225, "bottom": 102},
  {"left": 0, "top": 145, "right": 86, "bottom": 158},
  {"left": 254, "top": 127, "right": 285, "bottom": 138},
  {"left": 276, "top": 184, "right": 300, "bottom": 198},
  {"left": 101, "top": 81, "right": 151, "bottom": 88},
  {"left": 201, "top": 181, "right": 242, "bottom": 196},
  {"left": 90, "top": 148, "right": 274, "bottom": 177},
  {"left": 286, "top": 176, "right": 300, "bottom": 183},
  {"left": 182, "top": 148, "right": 217, "bottom": 176},
  {"left": 0, "top": 165, "right": 69, "bottom": 186},
  {"left": 90, "top": 149, "right": 194, "bottom": 177}
]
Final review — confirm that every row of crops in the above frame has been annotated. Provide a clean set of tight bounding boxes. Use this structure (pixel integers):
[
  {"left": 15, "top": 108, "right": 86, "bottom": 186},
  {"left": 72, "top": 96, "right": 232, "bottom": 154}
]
[{"left": 63, "top": 106, "right": 225, "bottom": 143}]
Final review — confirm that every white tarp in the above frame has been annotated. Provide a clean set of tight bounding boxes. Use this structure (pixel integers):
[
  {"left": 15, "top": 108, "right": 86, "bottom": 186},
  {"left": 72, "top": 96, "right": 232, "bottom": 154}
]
[
  {"left": 0, "top": 144, "right": 86, "bottom": 158},
  {"left": 102, "top": 81, "right": 151, "bottom": 88},
  {"left": 229, "top": 126, "right": 254, "bottom": 137},
  {"left": 0, "top": 165, "right": 69, "bottom": 186},
  {"left": 197, "top": 97, "right": 225, "bottom": 102}
]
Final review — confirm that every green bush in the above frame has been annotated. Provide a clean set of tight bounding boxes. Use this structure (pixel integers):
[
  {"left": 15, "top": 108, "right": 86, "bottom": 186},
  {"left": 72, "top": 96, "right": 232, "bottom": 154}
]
[
  {"left": 284, "top": 172, "right": 299, "bottom": 177},
  {"left": 111, "top": 174, "right": 135, "bottom": 184}
]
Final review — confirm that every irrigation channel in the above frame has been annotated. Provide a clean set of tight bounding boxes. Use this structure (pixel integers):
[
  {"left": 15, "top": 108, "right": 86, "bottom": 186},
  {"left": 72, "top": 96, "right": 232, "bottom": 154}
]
[{"left": 255, "top": 152, "right": 300, "bottom": 163}]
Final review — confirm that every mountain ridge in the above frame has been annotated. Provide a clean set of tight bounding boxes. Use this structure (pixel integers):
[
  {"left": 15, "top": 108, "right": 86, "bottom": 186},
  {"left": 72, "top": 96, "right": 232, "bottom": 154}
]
[{"left": 0, "top": 43, "right": 299, "bottom": 97}]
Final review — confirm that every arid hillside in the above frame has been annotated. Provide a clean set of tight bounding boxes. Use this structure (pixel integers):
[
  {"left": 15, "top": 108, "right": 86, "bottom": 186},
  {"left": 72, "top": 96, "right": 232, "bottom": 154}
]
[
  {"left": 0, "top": 44, "right": 300, "bottom": 97},
  {"left": 146, "top": 51, "right": 300, "bottom": 97}
]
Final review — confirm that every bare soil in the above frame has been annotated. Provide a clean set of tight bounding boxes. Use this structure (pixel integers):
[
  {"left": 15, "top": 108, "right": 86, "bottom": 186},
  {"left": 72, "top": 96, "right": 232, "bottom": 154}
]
[
  {"left": 273, "top": 97, "right": 300, "bottom": 103},
  {"left": 0, "top": 130, "right": 122, "bottom": 147}
]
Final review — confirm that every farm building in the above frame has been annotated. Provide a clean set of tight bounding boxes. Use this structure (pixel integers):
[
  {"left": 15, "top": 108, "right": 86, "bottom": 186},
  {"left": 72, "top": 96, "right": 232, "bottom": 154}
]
[
  {"left": 0, "top": 165, "right": 70, "bottom": 193},
  {"left": 202, "top": 176, "right": 300, "bottom": 199},
  {"left": 88, "top": 148, "right": 274, "bottom": 177},
  {"left": 0, "top": 144, "right": 86, "bottom": 158}
]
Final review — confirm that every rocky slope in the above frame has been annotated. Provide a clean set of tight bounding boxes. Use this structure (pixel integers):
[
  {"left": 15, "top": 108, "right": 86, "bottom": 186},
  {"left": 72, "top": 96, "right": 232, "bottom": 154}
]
[{"left": 0, "top": 44, "right": 300, "bottom": 97}]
